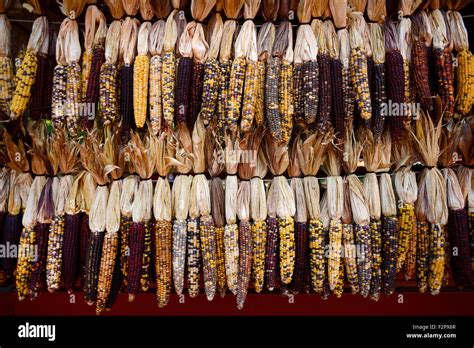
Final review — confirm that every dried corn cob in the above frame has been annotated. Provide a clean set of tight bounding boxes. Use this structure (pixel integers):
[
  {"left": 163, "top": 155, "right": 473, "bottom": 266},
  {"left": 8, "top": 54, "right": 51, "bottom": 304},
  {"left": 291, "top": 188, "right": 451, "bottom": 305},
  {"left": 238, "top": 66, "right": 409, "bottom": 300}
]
[
  {"left": 127, "top": 222, "right": 145, "bottom": 299},
  {"left": 342, "top": 223, "right": 359, "bottom": 293},
  {"left": 46, "top": 215, "right": 65, "bottom": 292},
  {"left": 224, "top": 222, "right": 239, "bottom": 294},
  {"left": 416, "top": 221, "right": 429, "bottom": 292},
  {"left": 292, "top": 222, "right": 309, "bottom": 294},
  {"left": 155, "top": 220, "right": 172, "bottom": 307},
  {"left": 256, "top": 22, "right": 275, "bottom": 127},
  {"left": 84, "top": 231, "right": 104, "bottom": 304},
  {"left": 30, "top": 36, "right": 52, "bottom": 120},
  {"left": 397, "top": 203, "right": 415, "bottom": 273},
  {"left": 369, "top": 219, "right": 382, "bottom": 301},
  {"left": 62, "top": 213, "right": 80, "bottom": 292},
  {"left": 175, "top": 57, "right": 192, "bottom": 124},
  {"left": 265, "top": 57, "right": 282, "bottom": 141},
  {"left": 279, "top": 216, "right": 295, "bottom": 285},
  {"left": 200, "top": 215, "right": 217, "bottom": 301},
  {"left": 279, "top": 61, "right": 294, "bottom": 143},
  {"left": 237, "top": 220, "right": 252, "bottom": 309},
  {"left": 3, "top": 214, "right": 22, "bottom": 279},
  {"left": 149, "top": 55, "right": 163, "bottom": 133},
  {"left": 96, "top": 231, "right": 118, "bottom": 314},
  {"left": 65, "top": 62, "right": 82, "bottom": 137},
  {"left": 51, "top": 63, "right": 67, "bottom": 129},
  {"left": 172, "top": 220, "right": 187, "bottom": 295},
  {"left": 201, "top": 58, "right": 220, "bottom": 125},
  {"left": 293, "top": 63, "right": 304, "bottom": 125},
  {"left": 162, "top": 51, "right": 175, "bottom": 129},
  {"left": 217, "top": 60, "right": 231, "bottom": 140},
  {"left": 429, "top": 223, "right": 446, "bottom": 295},
  {"left": 120, "top": 215, "right": 131, "bottom": 286},
  {"left": 10, "top": 17, "right": 47, "bottom": 120},
  {"left": 327, "top": 176, "right": 344, "bottom": 293},
  {"left": 263, "top": 217, "right": 277, "bottom": 291},
  {"left": 241, "top": 62, "right": 258, "bottom": 133},
  {"left": 187, "top": 218, "right": 201, "bottom": 297},
  {"left": 252, "top": 220, "right": 267, "bottom": 293},
  {"left": 227, "top": 56, "right": 246, "bottom": 134},
  {"left": 215, "top": 226, "right": 227, "bottom": 296},
  {"left": 0, "top": 15, "right": 14, "bottom": 118},
  {"left": 80, "top": 213, "right": 91, "bottom": 285},
  {"left": 338, "top": 29, "right": 353, "bottom": 138},
  {"left": 133, "top": 23, "right": 151, "bottom": 129},
  {"left": 140, "top": 221, "right": 152, "bottom": 291},
  {"left": 16, "top": 227, "right": 36, "bottom": 300},
  {"left": 189, "top": 62, "right": 204, "bottom": 129}
]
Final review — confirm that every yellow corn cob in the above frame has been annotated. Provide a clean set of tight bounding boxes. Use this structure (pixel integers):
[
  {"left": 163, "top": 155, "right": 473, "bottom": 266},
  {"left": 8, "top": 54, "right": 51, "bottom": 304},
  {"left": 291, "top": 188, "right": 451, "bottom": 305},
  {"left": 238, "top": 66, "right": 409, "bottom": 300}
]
[
  {"left": 456, "top": 50, "right": 474, "bottom": 116},
  {"left": 133, "top": 55, "right": 149, "bottom": 128},
  {"left": 149, "top": 55, "right": 163, "bottom": 135},
  {"left": 201, "top": 58, "right": 220, "bottom": 126},
  {"left": 328, "top": 219, "right": 343, "bottom": 291},
  {"left": 161, "top": 52, "right": 175, "bottom": 129},
  {"left": 240, "top": 61, "right": 258, "bottom": 133},
  {"left": 0, "top": 56, "right": 15, "bottom": 116},
  {"left": 81, "top": 50, "right": 93, "bottom": 100},
  {"left": 279, "top": 216, "right": 295, "bottom": 285},
  {"left": 10, "top": 50, "right": 38, "bottom": 120},
  {"left": 309, "top": 219, "right": 325, "bottom": 293},
  {"left": 404, "top": 216, "right": 417, "bottom": 280},
  {"left": 96, "top": 231, "right": 118, "bottom": 314},
  {"left": 428, "top": 224, "right": 445, "bottom": 295},
  {"left": 252, "top": 220, "right": 267, "bottom": 293},
  {"left": 333, "top": 257, "right": 345, "bottom": 298},
  {"left": 279, "top": 61, "right": 294, "bottom": 143},
  {"left": 350, "top": 46, "right": 372, "bottom": 120},
  {"left": 155, "top": 220, "right": 172, "bottom": 308},
  {"left": 397, "top": 203, "right": 415, "bottom": 273}
]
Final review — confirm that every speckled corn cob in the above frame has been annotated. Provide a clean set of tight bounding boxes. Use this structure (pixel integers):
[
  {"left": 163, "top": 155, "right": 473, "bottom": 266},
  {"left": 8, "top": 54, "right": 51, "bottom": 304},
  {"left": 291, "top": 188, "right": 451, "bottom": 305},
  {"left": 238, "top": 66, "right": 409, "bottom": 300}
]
[
  {"left": 279, "top": 62, "right": 294, "bottom": 143},
  {"left": 0, "top": 56, "right": 15, "bottom": 116},
  {"left": 237, "top": 221, "right": 252, "bottom": 309},
  {"left": 429, "top": 224, "right": 446, "bottom": 295},
  {"left": 161, "top": 52, "right": 175, "bottom": 129},
  {"left": 46, "top": 216, "right": 65, "bottom": 291},
  {"left": 416, "top": 221, "right": 429, "bottom": 293},
  {"left": 265, "top": 217, "right": 278, "bottom": 291},
  {"left": 215, "top": 226, "right": 227, "bottom": 297},
  {"left": 252, "top": 220, "right": 267, "bottom": 293},
  {"left": 317, "top": 54, "right": 332, "bottom": 133},
  {"left": 217, "top": 61, "right": 231, "bottom": 140},
  {"left": 382, "top": 216, "right": 399, "bottom": 296},
  {"left": 16, "top": 227, "right": 36, "bottom": 300},
  {"left": 224, "top": 223, "right": 239, "bottom": 295},
  {"left": 200, "top": 215, "right": 217, "bottom": 301},
  {"left": 155, "top": 220, "right": 172, "bottom": 308},
  {"left": 342, "top": 224, "right": 359, "bottom": 294},
  {"left": 279, "top": 217, "right": 295, "bottom": 285},
  {"left": 369, "top": 219, "right": 382, "bottom": 301},
  {"left": 187, "top": 218, "right": 201, "bottom": 298},
  {"left": 265, "top": 58, "right": 282, "bottom": 142},
  {"left": 65, "top": 63, "right": 81, "bottom": 137},
  {"left": 201, "top": 58, "right": 220, "bottom": 126},
  {"left": 51, "top": 65, "right": 67, "bottom": 129},
  {"left": 350, "top": 46, "right": 372, "bottom": 121},
  {"left": 240, "top": 61, "right": 258, "bottom": 133},
  {"left": 172, "top": 220, "right": 187, "bottom": 296},
  {"left": 96, "top": 231, "right": 118, "bottom": 314},
  {"left": 333, "top": 257, "right": 345, "bottom": 298},
  {"left": 309, "top": 219, "right": 325, "bottom": 293},
  {"left": 255, "top": 61, "right": 266, "bottom": 126},
  {"left": 99, "top": 62, "right": 118, "bottom": 125},
  {"left": 328, "top": 219, "right": 343, "bottom": 291},
  {"left": 149, "top": 55, "right": 163, "bottom": 134},
  {"left": 303, "top": 60, "right": 319, "bottom": 125},
  {"left": 120, "top": 215, "right": 131, "bottom": 288},
  {"left": 84, "top": 231, "right": 105, "bottom": 305},
  {"left": 227, "top": 56, "right": 246, "bottom": 134},
  {"left": 292, "top": 222, "right": 309, "bottom": 294},
  {"left": 140, "top": 221, "right": 152, "bottom": 292},
  {"left": 404, "top": 218, "right": 417, "bottom": 280},
  {"left": 355, "top": 224, "right": 372, "bottom": 297}
]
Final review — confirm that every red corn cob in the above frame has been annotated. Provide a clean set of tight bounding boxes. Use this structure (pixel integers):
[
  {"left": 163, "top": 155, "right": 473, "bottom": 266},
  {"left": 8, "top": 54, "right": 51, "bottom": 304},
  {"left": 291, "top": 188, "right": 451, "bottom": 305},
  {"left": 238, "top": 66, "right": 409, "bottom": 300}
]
[
  {"left": 412, "top": 41, "right": 433, "bottom": 112},
  {"left": 175, "top": 57, "right": 192, "bottom": 125},
  {"left": 371, "top": 64, "right": 386, "bottom": 141},
  {"left": 29, "top": 223, "right": 50, "bottom": 298},
  {"left": 331, "top": 58, "right": 345, "bottom": 139},
  {"left": 385, "top": 50, "right": 405, "bottom": 141},
  {"left": 237, "top": 221, "right": 252, "bottom": 309},
  {"left": 291, "top": 222, "right": 308, "bottom": 294},
  {"left": 105, "top": 231, "right": 123, "bottom": 311},
  {"left": 448, "top": 209, "right": 472, "bottom": 287},
  {"left": 120, "top": 65, "right": 135, "bottom": 144},
  {"left": 62, "top": 213, "right": 81, "bottom": 292},
  {"left": 84, "top": 231, "right": 104, "bottom": 305},
  {"left": 79, "top": 213, "right": 91, "bottom": 283},
  {"left": 127, "top": 222, "right": 145, "bottom": 301},
  {"left": 189, "top": 62, "right": 204, "bottom": 129},
  {"left": 316, "top": 53, "right": 332, "bottom": 133},
  {"left": 85, "top": 47, "right": 105, "bottom": 105},
  {"left": 30, "top": 54, "right": 50, "bottom": 120},
  {"left": 433, "top": 47, "right": 455, "bottom": 121},
  {"left": 293, "top": 64, "right": 305, "bottom": 125}
]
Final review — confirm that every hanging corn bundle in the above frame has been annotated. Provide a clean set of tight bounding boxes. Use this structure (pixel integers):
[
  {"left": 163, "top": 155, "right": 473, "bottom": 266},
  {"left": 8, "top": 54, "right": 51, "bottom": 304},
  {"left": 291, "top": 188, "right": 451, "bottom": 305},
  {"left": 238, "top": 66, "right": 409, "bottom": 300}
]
[
  {"left": 297, "top": 130, "right": 330, "bottom": 293},
  {"left": 83, "top": 6, "right": 106, "bottom": 129},
  {"left": 126, "top": 133, "right": 155, "bottom": 301},
  {"left": 392, "top": 136, "right": 418, "bottom": 280},
  {"left": 256, "top": 22, "right": 275, "bottom": 129},
  {"left": 119, "top": 17, "right": 139, "bottom": 142},
  {"left": 79, "top": 134, "right": 109, "bottom": 305},
  {"left": 10, "top": 15, "right": 48, "bottom": 120},
  {"left": 411, "top": 11, "right": 434, "bottom": 114},
  {"left": 46, "top": 132, "right": 78, "bottom": 292},
  {"left": 148, "top": 21, "right": 166, "bottom": 135},
  {"left": 384, "top": 18, "right": 406, "bottom": 141},
  {"left": 430, "top": 9, "right": 455, "bottom": 121},
  {"left": 263, "top": 134, "right": 296, "bottom": 286},
  {"left": 223, "top": 135, "right": 240, "bottom": 294},
  {"left": 29, "top": 127, "right": 56, "bottom": 299},
  {"left": 287, "top": 134, "right": 308, "bottom": 294},
  {"left": 205, "top": 128, "right": 227, "bottom": 297},
  {"left": 368, "top": 23, "right": 386, "bottom": 141},
  {"left": 96, "top": 130, "right": 125, "bottom": 314},
  {"left": 412, "top": 109, "right": 448, "bottom": 295},
  {"left": 0, "top": 11, "right": 14, "bottom": 119},
  {"left": 152, "top": 131, "right": 174, "bottom": 307},
  {"left": 133, "top": 22, "right": 151, "bottom": 129},
  {"left": 99, "top": 21, "right": 122, "bottom": 126},
  {"left": 200, "top": 13, "right": 223, "bottom": 127},
  {"left": 216, "top": 0, "right": 241, "bottom": 139},
  {"left": 238, "top": 0, "right": 260, "bottom": 134},
  {"left": 347, "top": 9, "right": 372, "bottom": 124},
  {"left": 447, "top": 10, "right": 474, "bottom": 117},
  {"left": 5, "top": 134, "right": 31, "bottom": 297},
  {"left": 192, "top": 115, "right": 217, "bottom": 300},
  {"left": 359, "top": 129, "right": 383, "bottom": 301},
  {"left": 168, "top": 121, "right": 193, "bottom": 296}
]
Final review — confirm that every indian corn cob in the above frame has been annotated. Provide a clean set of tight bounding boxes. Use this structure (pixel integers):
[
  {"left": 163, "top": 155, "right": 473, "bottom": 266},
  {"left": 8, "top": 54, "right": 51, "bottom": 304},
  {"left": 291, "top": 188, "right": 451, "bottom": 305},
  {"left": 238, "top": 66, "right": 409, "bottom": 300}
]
[{"left": 133, "top": 22, "right": 151, "bottom": 129}]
